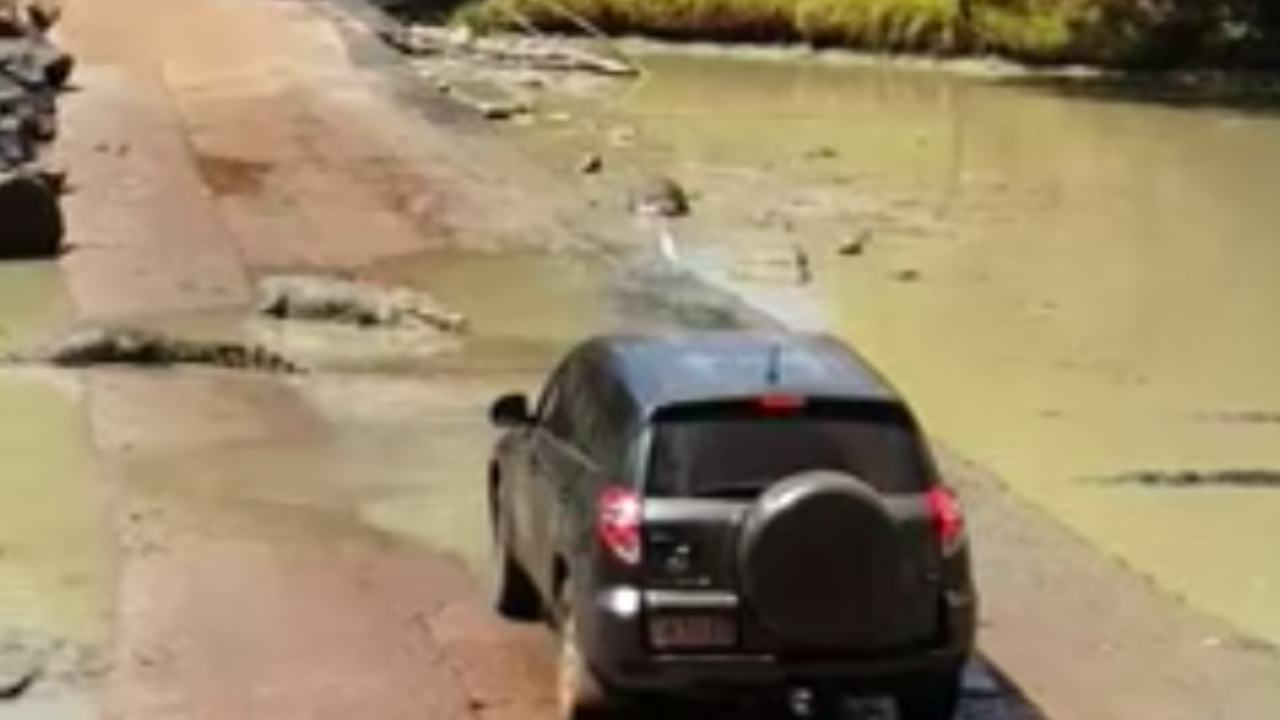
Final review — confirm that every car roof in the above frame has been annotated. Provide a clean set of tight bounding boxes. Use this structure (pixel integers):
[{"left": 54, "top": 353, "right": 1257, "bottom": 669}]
[{"left": 583, "top": 331, "right": 902, "bottom": 416}]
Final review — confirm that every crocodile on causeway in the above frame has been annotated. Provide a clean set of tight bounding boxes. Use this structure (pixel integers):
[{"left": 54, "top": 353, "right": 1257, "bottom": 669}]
[
  {"left": 3, "top": 325, "right": 304, "bottom": 373},
  {"left": 255, "top": 275, "right": 468, "bottom": 333}
]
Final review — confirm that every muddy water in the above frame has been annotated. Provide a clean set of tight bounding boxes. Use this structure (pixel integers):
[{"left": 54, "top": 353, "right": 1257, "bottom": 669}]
[
  {"left": 101, "top": 250, "right": 741, "bottom": 585},
  {"left": 0, "top": 372, "right": 111, "bottom": 650},
  {"left": 594, "top": 53, "right": 1280, "bottom": 644},
  {"left": 0, "top": 263, "right": 73, "bottom": 354},
  {"left": 0, "top": 262, "right": 107, "bottom": 681}
]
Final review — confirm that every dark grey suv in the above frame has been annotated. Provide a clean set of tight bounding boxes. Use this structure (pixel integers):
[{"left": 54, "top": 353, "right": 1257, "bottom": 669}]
[{"left": 487, "top": 332, "right": 976, "bottom": 720}]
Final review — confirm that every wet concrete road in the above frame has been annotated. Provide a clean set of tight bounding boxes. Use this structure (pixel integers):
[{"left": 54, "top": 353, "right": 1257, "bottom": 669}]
[{"left": 0, "top": 0, "right": 1277, "bottom": 718}]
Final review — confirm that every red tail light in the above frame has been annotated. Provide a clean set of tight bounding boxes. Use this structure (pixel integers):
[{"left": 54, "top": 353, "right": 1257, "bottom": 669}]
[
  {"left": 598, "top": 486, "right": 643, "bottom": 565},
  {"left": 757, "top": 394, "right": 806, "bottom": 414},
  {"left": 926, "top": 486, "right": 966, "bottom": 555}
]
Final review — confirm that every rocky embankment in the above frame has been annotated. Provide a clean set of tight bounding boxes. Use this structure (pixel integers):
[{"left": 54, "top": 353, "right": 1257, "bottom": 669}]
[{"left": 0, "top": 0, "right": 71, "bottom": 258}]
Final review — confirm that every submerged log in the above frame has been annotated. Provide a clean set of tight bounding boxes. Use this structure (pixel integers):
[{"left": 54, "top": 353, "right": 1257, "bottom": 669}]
[{"left": 382, "top": 24, "right": 637, "bottom": 77}]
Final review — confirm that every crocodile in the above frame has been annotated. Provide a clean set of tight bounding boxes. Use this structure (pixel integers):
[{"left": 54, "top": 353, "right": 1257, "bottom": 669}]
[
  {"left": 4, "top": 325, "right": 304, "bottom": 373},
  {"left": 256, "top": 275, "right": 468, "bottom": 333}
]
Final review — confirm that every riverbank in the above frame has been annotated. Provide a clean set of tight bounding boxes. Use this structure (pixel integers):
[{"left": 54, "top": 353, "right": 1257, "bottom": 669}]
[{"left": 441, "top": 0, "right": 1280, "bottom": 68}]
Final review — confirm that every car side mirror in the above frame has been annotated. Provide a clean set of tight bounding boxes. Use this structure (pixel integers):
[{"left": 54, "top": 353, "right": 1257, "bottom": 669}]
[{"left": 490, "top": 393, "right": 532, "bottom": 428}]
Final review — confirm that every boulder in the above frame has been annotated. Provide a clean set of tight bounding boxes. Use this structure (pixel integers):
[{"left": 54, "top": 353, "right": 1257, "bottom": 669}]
[
  {"left": 576, "top": 152, "right": 603, "bottom": 174},
  {"left": 0, "top": 34, "right": 72, "bottom": 89},
  {"left": 0, "top": 169, "right": 61, "bottom": 257},
  {"left": 0, "top": 26, "right": 70, "bottom": 260},
  {"left": 838, "top": 229, "right": 873, "bottom": 256},
  {"left": 0, "top": 0, "right": 60, "bottom": 35},
  {"left": 628, "top": 175, "right": 690, "bottom": 218}
]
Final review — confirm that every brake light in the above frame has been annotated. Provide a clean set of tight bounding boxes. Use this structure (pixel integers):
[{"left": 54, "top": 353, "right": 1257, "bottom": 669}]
[
  {"left": 926, "top": 486, "right": 966, "bottom": 555},
  {"left": 598, "top": 486, "right": 642, "bottom": 565},
  {"left": 757, "top": 394, "right": 806, "bottom": 413}
]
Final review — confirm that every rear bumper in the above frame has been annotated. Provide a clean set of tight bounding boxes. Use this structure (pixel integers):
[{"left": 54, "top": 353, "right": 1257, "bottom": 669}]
[{"left": 581, "top": 585, "right": 976, "bottom": 695}]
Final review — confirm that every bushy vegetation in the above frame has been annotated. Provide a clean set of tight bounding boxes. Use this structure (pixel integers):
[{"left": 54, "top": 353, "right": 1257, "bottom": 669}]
[{"left": 432, "top": 0, "right": 1280, "bottom": 67}]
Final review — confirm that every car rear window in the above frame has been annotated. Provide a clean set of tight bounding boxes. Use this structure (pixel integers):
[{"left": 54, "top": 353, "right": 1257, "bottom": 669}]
[{"left": 646, "top": 402, "right": 927, "bottom": 497}]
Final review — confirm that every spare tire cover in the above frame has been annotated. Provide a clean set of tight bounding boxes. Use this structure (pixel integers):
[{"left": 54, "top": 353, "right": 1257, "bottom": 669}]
[{"left": 739, "top": 471, "right": 904, "bottom": 649}]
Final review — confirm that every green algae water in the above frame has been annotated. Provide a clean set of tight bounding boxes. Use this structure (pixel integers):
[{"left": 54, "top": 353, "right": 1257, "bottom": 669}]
[{"left": 0, "top": 373, "right": 110, "bottom": 645}]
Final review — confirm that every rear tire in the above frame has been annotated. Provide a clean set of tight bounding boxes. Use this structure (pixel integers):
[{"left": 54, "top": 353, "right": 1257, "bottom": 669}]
[
  {"left": 894, "top": 669, "right": 962, "bottom": 720},
  {"left": 491, "top": 491, "right": 541, "bottom": 620},
  {"left": 557, "top": 583, "right": 612, "bottom": 720}
]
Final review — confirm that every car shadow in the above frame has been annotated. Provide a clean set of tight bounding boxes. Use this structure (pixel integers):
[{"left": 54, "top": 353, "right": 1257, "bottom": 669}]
[{"left": 615, "top": 653, "right": 1046, "bottom": 720}]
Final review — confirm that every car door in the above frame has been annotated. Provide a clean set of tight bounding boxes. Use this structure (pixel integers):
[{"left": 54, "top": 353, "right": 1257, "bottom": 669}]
[
  {"left": 528, "top": 355, "right": 608, "bottom": 595},
  {"left": 518, "top": 356, "right": 581, "bottom": 594}
]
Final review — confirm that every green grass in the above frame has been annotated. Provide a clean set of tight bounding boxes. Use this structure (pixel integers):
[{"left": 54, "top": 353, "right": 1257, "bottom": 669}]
[
  {"left": 795, "top": 0, "right": 960, "bottom": 51},
  {"left": 449, "top": 0, "right": 1280, "bottom": 67}
]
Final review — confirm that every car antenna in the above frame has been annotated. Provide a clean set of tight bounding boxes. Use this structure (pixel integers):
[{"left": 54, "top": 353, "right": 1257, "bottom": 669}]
[{"left": 766, "top": 344, "right": 783, "bottom": 385}]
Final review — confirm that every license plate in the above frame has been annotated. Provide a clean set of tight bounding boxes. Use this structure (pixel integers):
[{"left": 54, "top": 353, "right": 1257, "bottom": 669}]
[{"left": 649, "top": 615, "right": 736, "bottom": 649}]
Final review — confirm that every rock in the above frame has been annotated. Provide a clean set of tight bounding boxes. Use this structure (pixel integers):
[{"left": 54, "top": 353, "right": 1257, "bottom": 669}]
[
  {"left": 443, "top": 84, "right": 530, "bottom": 120},
  {"left": 0, "top": 71, "right": 56, "bottom": 146},
  {"left": 479, "top": 99, "right": 529, "bottom": 120},
  {"left": 378, "top": 26, "right": 444, "bottom": 56},
  {"left": 629, "top": 175, "right": 690, "bottom": 218},
  {"left": 805, "top": 145, "right": 838, "bottom": 160},
  {"left": 25, "top": 0, "right": 57, "bottom": 31},
  {"left": 894, "top": 269, "right": 921, "bottom": 283},
  {"left": 838, "top": 229, "right": 872, "bottom": 256},
  {"left": 0, "top": 0, "right": 60, "bottom": 35},
  {"left": 0, "top": 27, "right": 73, "bottom": 90},
  {"left": 0, "top": 19, "right": 71, "bottom": 262},
  {"left": 0, "top": 170, "right": 62, "bottom": 257},
  {"left": 0, "top": 110, "right": 35, "bottom": 165},
  {"left": 42, "top": 46, "right": 71, "bottom": 88},
  {"left": 256, "top": 275, "right": 467, "bottom": 333},
  {"left": 576, "top": 152, "right": 603, "bottom": 175}
]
